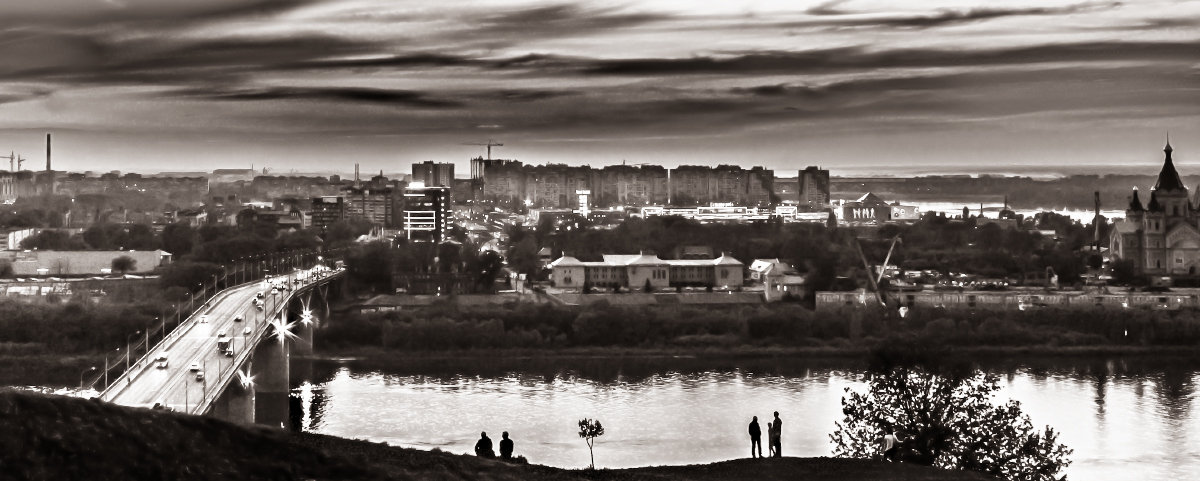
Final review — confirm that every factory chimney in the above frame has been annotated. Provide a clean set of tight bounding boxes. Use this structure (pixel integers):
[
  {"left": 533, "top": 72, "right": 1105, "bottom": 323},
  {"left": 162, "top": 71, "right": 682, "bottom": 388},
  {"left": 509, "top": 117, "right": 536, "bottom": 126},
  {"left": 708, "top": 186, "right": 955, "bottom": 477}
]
[{"left": 45, "top": 133, "right": 55, "bottom": 194}]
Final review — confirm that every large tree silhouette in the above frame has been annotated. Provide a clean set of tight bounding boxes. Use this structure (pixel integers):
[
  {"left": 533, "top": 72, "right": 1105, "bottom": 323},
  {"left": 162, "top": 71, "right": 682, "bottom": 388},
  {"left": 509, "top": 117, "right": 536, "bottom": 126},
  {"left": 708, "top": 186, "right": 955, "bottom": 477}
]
[{"left": 831, "top": 346, "right": 1071, "bottom": 480}]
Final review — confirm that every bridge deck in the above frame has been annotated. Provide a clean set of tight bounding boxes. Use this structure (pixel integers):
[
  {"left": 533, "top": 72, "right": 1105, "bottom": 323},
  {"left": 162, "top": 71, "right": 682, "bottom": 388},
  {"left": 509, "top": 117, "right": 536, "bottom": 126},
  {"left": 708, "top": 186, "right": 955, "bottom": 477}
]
[{"left": 104, "top": 266, "right": 342, "bottom": 414}]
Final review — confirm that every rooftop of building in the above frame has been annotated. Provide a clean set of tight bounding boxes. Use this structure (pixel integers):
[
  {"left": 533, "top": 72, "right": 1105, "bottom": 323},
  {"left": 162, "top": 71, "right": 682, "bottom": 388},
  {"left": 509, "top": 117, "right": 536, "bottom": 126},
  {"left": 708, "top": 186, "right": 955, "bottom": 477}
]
[{"left": 552, "top": 253, "right": 744, "bottom": 268}]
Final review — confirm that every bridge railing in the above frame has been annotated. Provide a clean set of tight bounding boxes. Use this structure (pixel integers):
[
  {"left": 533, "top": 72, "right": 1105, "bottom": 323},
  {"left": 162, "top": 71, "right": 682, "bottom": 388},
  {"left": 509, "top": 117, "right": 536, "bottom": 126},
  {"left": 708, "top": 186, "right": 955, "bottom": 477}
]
[
  {"left": 93, "top": 252, "right": 345, "bottom": 397},
  {"left": 98, "top": 285, "right": 247, "bottom": 402},
  {"left": 191, "top": 269, "right": 343, "bottom": 415}
]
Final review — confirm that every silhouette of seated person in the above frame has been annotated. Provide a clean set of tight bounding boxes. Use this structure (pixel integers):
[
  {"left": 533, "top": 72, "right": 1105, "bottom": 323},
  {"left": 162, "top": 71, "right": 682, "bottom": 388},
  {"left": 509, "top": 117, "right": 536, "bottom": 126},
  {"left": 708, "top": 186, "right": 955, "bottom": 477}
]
[
  {"left": 475, "top": 431, "right": 496, "bottom": 458},
  {"left": 499, "top": 431, "right": 514, "bottom": 460}
]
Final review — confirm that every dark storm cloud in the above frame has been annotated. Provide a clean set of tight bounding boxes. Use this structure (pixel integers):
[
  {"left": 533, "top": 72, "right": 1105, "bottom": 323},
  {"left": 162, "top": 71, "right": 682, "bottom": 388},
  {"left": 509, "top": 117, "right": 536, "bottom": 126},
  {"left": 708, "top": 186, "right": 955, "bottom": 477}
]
[
  {"left": 475, "top": 3, "right": 669, "bottom": 33},
  {"left": 0, "top": 88, "right": 52, "bottom": 105},
  {"left": 278, "top": 53, "right": 478, "bottom": 71},
  {"left": 790, "top": 1, "right": 1124, "bottom": 29},
  {"left": 733, "top": 75, "right": 961, "bottom": 99},
  {"left": 5, "top": 33, "right": 384, "bottom": 86},
  {"left": 176, "top": 86, "right": 464, "bottom": 109},
  {"left": 806, "top": 0, "right": 852, "bottom": 16},
  {"left": 580, "top": 40, "right": 1200, "bottom": 76},
  {"left": 0, "top": 0, "right": 320, "bottom": 27}
]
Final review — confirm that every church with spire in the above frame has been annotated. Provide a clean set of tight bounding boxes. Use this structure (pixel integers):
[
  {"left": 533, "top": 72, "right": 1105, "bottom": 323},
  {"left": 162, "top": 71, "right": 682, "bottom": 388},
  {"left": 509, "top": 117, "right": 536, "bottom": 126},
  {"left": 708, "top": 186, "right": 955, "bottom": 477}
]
[{"left": 1109, "top": 138, "right": 1200, "bottom": 275}]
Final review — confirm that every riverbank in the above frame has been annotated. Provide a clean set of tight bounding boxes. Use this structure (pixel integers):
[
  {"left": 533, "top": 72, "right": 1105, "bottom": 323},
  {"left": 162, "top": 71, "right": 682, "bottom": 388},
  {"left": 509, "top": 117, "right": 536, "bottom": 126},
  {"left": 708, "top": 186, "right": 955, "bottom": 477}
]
[
  {"left": 309, "top": 344, "right": 1200, "bottom": 363},
  {"left": 0, "top": 353, "right": 102, "bottom": 388},
  {"left": 1, "top": 388, "right": 986, "bottom": 481}
]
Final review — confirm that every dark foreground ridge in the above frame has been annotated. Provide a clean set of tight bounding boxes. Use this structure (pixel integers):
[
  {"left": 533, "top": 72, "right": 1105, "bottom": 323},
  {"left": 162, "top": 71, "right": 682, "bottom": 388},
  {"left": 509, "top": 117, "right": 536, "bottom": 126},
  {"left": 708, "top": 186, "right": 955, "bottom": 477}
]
[{"left": 0, "top": 389, "right": 988, "bottom": 481}]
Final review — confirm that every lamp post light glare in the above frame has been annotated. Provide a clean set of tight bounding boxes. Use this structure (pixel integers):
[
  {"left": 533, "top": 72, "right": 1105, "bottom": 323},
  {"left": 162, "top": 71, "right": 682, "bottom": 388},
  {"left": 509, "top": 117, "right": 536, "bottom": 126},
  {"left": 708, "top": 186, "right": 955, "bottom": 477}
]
[{"left": 79, "top": 366, "right": 97, "bottom": 389}]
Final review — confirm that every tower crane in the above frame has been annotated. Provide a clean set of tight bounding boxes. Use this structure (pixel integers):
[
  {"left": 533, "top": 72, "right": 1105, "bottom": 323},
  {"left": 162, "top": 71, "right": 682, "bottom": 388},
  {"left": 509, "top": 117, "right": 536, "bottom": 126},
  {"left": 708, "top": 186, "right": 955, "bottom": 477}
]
[
  {"left": 463, "top": 140, "right": 503, "bottom": 160},
  {"left": 0, "top": 152, "right": 24, "bottom": 171}
]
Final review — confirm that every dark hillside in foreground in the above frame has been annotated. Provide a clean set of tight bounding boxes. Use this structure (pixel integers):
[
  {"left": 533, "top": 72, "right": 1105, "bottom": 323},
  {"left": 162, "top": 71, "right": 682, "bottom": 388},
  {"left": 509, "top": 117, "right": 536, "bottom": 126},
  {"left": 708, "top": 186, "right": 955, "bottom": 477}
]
[{"left": 0, "top": 389, "right": 989, "bottom": 481}]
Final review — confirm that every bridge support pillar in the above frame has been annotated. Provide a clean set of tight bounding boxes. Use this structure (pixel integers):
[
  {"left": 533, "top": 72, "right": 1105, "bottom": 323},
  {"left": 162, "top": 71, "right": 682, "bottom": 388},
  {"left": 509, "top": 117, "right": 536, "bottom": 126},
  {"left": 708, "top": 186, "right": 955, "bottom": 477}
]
[
  {"left": 252, "top": 337, "right": 290, "bottom": 429},
  {"left": 211, "top": 377, "right": 255, "bottom": 425},
  {"left": 294, "top": 319, "right": 315, "bottom": 356}
]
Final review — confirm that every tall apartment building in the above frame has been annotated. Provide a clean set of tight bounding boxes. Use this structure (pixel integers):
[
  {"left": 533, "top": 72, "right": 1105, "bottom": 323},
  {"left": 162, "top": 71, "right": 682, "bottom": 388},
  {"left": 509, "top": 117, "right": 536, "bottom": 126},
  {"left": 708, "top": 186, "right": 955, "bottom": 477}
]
[
  {"left": 344, "top": 187, "right": 395, "bottom": 227},
  {"left": 310, "top": 196, "right": 345, "bottom": 231},
  {"left": 474, "top": 157, "right": 817, "bottom": 209},
  {"left": 402, "top": 184, "right": 451, "bottom": 242},
  {"left": 799, "top": 166, "right": 831, "bottom": 208},
  {"left": 744, "top": 166, "right": 775, "bottom": 206},
  {"left": 475, "top": 158, "right": 525, "bottom": 203},
  {"left": 669, "top": 165, "right": 715, "bottom": 205},
  {"left": 412, "top": 161, "right": 455, "bottom": 187},
  {"left": 343, "top": 172, "right": 398, "bottom": 227},
  {"left": 670, "top": 165, "right": 774, "bottom": 206},
  {"left": 527, "top": 164, "right": 595, "bottom": 208},
  {"left": 596, "top": 165, "right": 669, "bottom": 206}
]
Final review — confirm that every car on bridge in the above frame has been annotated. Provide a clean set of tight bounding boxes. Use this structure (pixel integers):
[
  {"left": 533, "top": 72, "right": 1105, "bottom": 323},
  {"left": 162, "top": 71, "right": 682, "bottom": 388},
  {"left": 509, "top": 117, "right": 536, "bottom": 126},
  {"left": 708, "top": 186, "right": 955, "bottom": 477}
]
[
  {"left": 217, "top": 329, "right": 227, "bottom": 338},
  {"left": 243, "top": 327, "right": 251, "bottom": 336},
  {"left": 189, "top": 362, "right": 200, "bottom": 372},
  {"left": 195, "top": 371, "right": 204, "bottom": 381},
  {"left": 200, "top": 314, "right": 209, "bottom": 323},
  {"left": 234, "top": 316, "right": 243, "bottom": 323},
  {"left": 155, "top": 353, "right": 169, "bottom": 369}
]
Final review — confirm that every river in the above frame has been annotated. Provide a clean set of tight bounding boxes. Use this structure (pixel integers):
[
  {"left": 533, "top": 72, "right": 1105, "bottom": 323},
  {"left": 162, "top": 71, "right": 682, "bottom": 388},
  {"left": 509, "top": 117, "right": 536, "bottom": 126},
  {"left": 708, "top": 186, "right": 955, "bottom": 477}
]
[{"left": 292, "top": 355, "right": 1198, "bottom": 480}]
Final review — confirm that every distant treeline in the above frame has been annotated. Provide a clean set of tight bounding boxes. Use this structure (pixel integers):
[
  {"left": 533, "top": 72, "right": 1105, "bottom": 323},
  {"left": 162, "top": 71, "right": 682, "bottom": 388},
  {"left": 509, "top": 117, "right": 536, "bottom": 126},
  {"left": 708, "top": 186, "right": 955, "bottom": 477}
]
[
  {"left": 0, "top": 300, "right": 161, "bottom": 354},
  {"left": 321, "top": 302, "right": 1200, "bottom": 351}
]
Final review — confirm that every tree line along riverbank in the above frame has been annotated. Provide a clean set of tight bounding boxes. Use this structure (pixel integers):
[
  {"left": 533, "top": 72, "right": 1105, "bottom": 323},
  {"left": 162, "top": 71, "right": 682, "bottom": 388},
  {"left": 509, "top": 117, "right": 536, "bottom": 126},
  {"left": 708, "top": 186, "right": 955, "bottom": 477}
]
[{"left": 318, "top": 301, "right": 1200, "bottom": 352}]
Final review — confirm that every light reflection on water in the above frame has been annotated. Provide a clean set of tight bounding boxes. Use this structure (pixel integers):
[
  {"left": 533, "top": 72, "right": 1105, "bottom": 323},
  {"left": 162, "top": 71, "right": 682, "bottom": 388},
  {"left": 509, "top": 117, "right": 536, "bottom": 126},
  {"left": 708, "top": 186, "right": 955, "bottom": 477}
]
[{"left": 296, "top": 357, "right": 1198, "bottom": 479}]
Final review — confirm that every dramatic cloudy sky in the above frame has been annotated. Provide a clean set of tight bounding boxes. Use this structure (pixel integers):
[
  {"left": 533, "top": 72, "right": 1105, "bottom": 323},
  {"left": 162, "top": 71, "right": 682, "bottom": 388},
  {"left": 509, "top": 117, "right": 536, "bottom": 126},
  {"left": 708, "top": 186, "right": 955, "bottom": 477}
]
[{"left": 0, "top": 0, "right": 1198, "bottom": 175}]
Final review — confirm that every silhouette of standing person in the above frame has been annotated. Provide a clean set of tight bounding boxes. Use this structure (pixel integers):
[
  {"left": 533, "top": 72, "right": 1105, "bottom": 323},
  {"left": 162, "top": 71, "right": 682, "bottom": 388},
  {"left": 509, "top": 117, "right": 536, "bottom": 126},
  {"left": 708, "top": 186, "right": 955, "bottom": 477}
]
[
  {"left": 475, "top": 431, "right": 495, "bottom": 458},
  {"left": 748, "top": 416, "right": 762, "bottom": 458},
  {"left": 499, "top": 431, "right": 514, "bottom": 460},
  {"left": 771, "top": 411, "right": 782, "bottom": 457},
  {"left": 766, "top": 421, "right": 776, "bottom": 457}
]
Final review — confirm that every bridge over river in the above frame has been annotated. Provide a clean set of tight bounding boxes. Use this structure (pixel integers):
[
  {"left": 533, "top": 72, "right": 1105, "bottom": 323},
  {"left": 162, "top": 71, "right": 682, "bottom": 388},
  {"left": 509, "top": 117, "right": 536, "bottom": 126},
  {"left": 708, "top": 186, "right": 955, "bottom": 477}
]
[{"left": 99, "top": 263, "right": 344, "bottom": 427}]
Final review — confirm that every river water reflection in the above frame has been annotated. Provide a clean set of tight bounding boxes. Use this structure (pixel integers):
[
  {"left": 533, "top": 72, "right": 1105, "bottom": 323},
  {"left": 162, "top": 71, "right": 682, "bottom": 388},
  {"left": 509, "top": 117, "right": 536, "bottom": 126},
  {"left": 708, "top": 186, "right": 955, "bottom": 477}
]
[{"left": 295, "top": 355, "right": 1199, "bottom": 480}]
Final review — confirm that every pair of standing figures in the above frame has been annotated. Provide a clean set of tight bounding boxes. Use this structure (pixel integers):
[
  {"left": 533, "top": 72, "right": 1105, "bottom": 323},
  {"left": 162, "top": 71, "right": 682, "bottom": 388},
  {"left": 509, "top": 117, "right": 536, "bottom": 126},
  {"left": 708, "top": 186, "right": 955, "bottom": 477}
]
[{"left": 747, "top": 411, "right": 782, "bottom": 458}]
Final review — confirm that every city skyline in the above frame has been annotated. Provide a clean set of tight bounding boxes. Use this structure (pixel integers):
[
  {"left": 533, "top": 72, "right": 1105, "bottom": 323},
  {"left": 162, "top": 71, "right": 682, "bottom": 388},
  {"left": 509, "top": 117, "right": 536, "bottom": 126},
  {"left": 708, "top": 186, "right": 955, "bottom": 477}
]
[{"left": 0, "top": 0, "right": 1198, "bottom": 174}]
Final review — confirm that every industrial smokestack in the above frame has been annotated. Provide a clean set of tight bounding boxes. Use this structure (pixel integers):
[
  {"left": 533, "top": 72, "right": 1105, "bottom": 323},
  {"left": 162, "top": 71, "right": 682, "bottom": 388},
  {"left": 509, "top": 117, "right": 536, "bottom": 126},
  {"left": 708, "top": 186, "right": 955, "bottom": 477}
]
[
  {"left": 45, "top": 133, "right": 51, "bottom": 172},
  {"left": 1094, "top": 191, "right": 1102, "bottom": 245}
]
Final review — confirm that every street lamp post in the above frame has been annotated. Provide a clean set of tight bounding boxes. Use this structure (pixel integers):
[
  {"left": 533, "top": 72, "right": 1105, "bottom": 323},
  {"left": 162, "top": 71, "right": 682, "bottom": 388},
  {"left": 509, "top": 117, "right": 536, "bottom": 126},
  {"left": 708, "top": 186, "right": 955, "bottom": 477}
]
[
  {"left": 126, "top": 330, "right": 142, "bottom": 371},
  {"left": 79, "top": 366, "right": 96, "bottom": 389}
]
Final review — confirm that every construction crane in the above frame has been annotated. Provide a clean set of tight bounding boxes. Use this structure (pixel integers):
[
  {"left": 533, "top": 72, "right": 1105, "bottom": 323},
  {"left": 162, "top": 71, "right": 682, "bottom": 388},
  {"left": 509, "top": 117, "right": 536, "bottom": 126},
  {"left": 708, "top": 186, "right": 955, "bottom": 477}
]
[
  {"left": 463, "top": 140, "right": 503, "bottom": 160},
  {"left": 0, "top": 152, "right": 23, "bottom": 171},
  {"left": 875, "top": 235, "right": 902, "bottom": 286}
]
